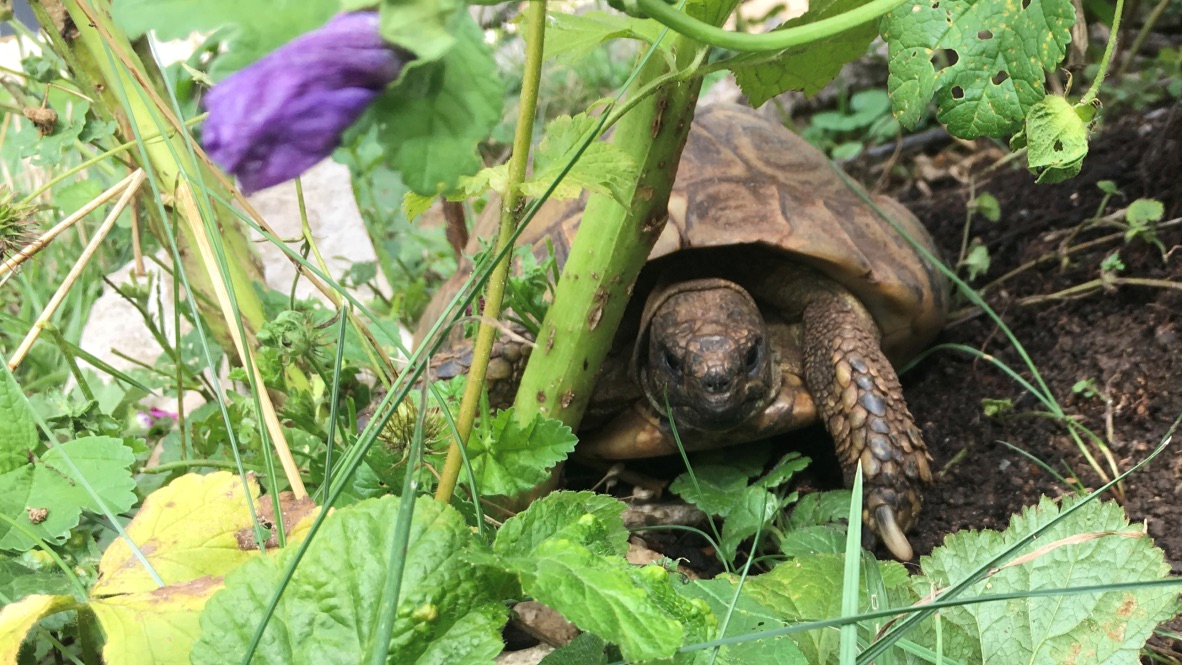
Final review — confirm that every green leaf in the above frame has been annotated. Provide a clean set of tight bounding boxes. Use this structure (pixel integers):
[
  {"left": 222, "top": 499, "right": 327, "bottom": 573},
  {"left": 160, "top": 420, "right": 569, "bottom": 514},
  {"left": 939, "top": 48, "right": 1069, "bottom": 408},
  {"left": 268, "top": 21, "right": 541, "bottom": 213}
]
[
  {"left": 786, "top": 490, "right": 852, "bottom": 528},
  {"left": 981, "top": 397, "right": 1013, "bottom": 417},
  {"left": 369, "top": 12, "right": 504, "bottom": 195},
  {"left": 779, "top": 491, "right": 852, "bottom": 557},
  {"left": 494, "top": 491, "right": 629, "bottom": 559},
  {"left": 733, "top": 0, "right": 879, "bottom": 106},
  {"left": 369, "top": 0, "right": 463, "bottom": 63},
  {"left": 401, "top": 190, "right": 436, "bottom": 222},
  {"left": 490, "top": 492, "right": 714, "bottom": 661},
  {"left": 1126, "top": 198, "right": 1164, "bottom": 225},
  {"left": 466, "top": 408, "right": 578, "bottom": 496},
  {"left": 959, "top": 241, "right": 991, "bottom": 281},
  {"left": 541, "top": 11, "right": 664, "bottom": 64},
  {"left": 0, "top": 560, "right": 73, "bottom": 603},
  {"left": 0, "top": 369, "right": 37, "bottom": 475},
  {"left": 113, "top": 0, "right": 339, "bottom": 78},
  {"left": 669, "top": 465, "right": 751, "bottom": 516},
  {"left": 809, "top": 90, "right": 893, "bottom": 133},
  {"left": 1023, "top": 95, "right": 1089, "bottom": 183},
  {"left": 882, "top": 0, "right": 1076, "bottom": 137},
  {"left": 538, "top": 632, "right": 609, "bottom": 665},
  {"left": 682, "top": 579, "right": 807, "bottom": 664},
  {"left": 0, "top": 437, "right": 136, "bottom": 551},
  {"left": 524, "top": 114, "right": 639, "bottom": 207},
  {"left": 517, "top": 538, "right": 706, "bottom": 662},
  {"left": 717, "top": 487, "right": 781, "bottom": 560},
  {"left": 191, "top": 496, "right": 510, "bottom": 664},
  {"left": 912, "top": 496, "right": 1179, "bottom": 664},
  {"left": 755, "top": 451, "right": 810, "bottom": 490},
  {"left": 968, "top": 191, "right": 1000, "bottom": 221},
  {"left": 738, "top": 553, "right": 910, "bottom": 663},
  {"left": 21, "top": 101, "right": 90, "bottom": 166}
]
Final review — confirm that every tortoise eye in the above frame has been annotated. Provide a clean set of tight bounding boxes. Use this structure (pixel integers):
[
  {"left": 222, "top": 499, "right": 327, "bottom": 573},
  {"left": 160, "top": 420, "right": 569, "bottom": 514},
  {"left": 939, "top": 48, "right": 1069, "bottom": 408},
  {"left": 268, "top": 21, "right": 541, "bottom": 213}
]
[
  {"left": 745, "top": 339, "right": 762, "bottom": 372},
  {"left": 662, "top": 347, "right": 683, "bottom": 374}
]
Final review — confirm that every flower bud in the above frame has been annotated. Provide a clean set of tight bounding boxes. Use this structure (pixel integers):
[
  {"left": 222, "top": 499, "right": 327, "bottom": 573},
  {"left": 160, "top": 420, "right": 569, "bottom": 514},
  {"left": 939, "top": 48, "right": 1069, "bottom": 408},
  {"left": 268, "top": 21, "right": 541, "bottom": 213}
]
[{"left": 202, "top": 12, "right": 410, "bottom": 194}]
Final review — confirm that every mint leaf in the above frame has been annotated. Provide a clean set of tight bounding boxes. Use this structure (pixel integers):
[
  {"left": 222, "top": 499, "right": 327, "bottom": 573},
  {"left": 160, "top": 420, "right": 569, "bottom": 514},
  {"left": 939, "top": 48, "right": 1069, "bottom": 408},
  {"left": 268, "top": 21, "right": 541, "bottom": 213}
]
[
  {"left": 755, "top": 451, "right": 810, "bottom": 490},
  {"left": 369, "top": 12, "right": 504, "bottom": 195},
  {"left": 521, "top": 538, "right": 707, "bottom": 662},
  {"left": 0, "top": 370, "right": 37, "bottom": 474},
  {"left": 192, "top": 496, "right": 510, "bottom": 664},
  {"left": 524, "top": 113, "right": 639, "bottom": 206},
  {"left": 538, "top": 632, "right": 609, "bottom": 664},
  {"left": 732, "top": 0, "right": 878, "bottom": 106},
  {"left": 669, "top": 465, "right": 750, "bottom": 516},
  {"left": 494, "top": 491, "right": 629, "bottom": 559},
  {"left": 466, "top": 408, "right": 578, "bottom": 496},
  {"left": 491, "top": 492, "right": 714, "bottom": 661},
  {"left": 882, "top": 0, "right": 1076, "bottom": 137},
  {"left": 778, "top": 491, "right": 852, "bottom": 557},
  {"left": 0, "top": 437, "right": 135, "bottom": 551},
  {"left": 912, "top": 496, "right": 1179, "bottom": 664},
  {"left": 541, "top": 11, "right": 664, "bottom": 64},
  {"left": 786, "top": 491, "right": 852, "bottom": 528},
  {"left": 113, "top": 0, "right": 339, "bottom": 79},
  {"left": 738, "top": 554, "right": 910, "bottom": 663},
  {"left": 682, "top": 579, "right": 807, "bottom": 664},
  {"left": 1023, "top": 95, "right": 1090, "bottom": 183}
]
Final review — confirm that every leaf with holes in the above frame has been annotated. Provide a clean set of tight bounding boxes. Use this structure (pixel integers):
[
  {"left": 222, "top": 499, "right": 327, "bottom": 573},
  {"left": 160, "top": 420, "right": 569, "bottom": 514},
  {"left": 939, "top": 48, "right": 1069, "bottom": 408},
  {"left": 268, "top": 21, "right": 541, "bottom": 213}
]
[
  {"left": 881, "top": 0, "right": 1075, "bottom": 138},
  {"left": 1020, "top": 94, "right": 1090, "bottom": 183}
]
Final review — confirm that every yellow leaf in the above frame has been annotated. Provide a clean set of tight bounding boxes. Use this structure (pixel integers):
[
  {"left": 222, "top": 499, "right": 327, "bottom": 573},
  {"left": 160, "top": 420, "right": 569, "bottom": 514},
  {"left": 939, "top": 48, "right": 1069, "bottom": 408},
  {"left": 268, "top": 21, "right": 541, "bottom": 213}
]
[
  {"left": 0, "top": 594, "right": 75, "bottom": 664},
  {"left": 92, "top": 472, "right": 263, "bottom": 596},
  {"left": 91, "top": 578, "right": 221, "bottom": 665},
  {"left": 93, "top": 472, "right": 320, "bottom": 597}
]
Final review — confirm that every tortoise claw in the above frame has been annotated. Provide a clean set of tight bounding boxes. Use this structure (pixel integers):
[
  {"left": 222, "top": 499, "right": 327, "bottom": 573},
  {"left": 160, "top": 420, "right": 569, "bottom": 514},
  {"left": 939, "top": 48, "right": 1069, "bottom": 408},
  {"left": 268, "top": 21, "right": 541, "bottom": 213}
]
[{"left": 875, "top": 504, "right": 914, "bottom": 561}]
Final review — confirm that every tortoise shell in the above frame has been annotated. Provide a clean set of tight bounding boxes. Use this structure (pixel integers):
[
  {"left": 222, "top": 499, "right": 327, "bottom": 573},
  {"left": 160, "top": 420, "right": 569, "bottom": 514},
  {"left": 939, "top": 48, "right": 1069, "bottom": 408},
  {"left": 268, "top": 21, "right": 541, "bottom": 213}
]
[{"left": 432, "top": 104, "right": 948, "bottom": 360}]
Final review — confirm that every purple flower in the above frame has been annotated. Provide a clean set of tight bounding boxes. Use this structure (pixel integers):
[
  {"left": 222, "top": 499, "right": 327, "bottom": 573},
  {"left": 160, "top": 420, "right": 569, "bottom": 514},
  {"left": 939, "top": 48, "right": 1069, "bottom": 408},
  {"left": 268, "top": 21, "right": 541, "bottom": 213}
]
[
  {"left": 135, "top": 408, "right": 177, "bottom": 429},
  {"left": 202, "top": 12, "right": 409, "bottom": 194}
]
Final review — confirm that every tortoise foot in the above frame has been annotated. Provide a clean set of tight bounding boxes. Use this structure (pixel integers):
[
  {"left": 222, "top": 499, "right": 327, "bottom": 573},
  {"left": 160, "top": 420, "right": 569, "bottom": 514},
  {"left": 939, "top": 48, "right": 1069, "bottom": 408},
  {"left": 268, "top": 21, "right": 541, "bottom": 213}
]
[{"left": 803, "top": 291, "right": 933, "bottom": 560}]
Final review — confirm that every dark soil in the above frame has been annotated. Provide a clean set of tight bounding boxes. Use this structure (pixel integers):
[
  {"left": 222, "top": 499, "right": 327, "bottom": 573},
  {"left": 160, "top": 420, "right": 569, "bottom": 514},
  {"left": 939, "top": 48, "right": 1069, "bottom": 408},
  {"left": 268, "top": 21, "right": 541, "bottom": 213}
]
[
  {"left": 896, "top": 102, "right": 1182, "bottom": 561},
  {"left": 895, "top": 101, "right": 1182, "bottom": 658}
]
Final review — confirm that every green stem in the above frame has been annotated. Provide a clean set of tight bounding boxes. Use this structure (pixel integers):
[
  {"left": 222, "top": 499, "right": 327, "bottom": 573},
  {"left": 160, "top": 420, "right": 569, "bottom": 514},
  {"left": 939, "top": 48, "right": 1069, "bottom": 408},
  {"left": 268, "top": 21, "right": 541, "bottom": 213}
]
[
  {"left": 511, "top": 6, "right": 729, "bottom": 442},
  {"left": 634, "top": 0, "right": 907, "bottom": 52},
  {"left": 1080, "top": 0, "right": 1124, "bottom": 105},
  {"left": 434, "top": 0, "right": 550, "bottom": 502},
  {"left": 48, "top": 325, "right": 95, "bottom": 402},
  {"left": 140, "top": 459, "right": 268, "bottom": 474}
]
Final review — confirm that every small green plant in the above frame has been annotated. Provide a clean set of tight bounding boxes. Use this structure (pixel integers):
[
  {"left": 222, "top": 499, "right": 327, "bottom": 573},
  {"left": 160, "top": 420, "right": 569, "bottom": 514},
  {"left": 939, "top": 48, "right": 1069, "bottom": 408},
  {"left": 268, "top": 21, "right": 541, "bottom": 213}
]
[
  {"left": 802, "top": 89, "right": 902, "bottom": 159},
  {"left": 958, "top": 191, "right": 1000, "bottom": 282},
  {"left": 1072, "top": 377, "right": 1102, "bottom": 400}
]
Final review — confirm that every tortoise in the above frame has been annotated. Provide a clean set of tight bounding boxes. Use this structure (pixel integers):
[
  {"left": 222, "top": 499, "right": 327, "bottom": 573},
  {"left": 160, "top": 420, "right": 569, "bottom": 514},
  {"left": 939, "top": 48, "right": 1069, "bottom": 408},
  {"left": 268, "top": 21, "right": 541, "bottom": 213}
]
[{"left": 416, "top": 104, "right": 948, "bottom": 560}]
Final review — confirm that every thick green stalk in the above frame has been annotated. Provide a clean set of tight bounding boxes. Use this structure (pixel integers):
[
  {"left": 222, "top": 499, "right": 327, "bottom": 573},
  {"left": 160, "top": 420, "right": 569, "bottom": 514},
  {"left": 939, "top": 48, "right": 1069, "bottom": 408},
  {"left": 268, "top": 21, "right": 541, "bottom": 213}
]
[
  {"left": 434, "top": 0, "right": 549, "bottom": 502},
  {"left": 33, "top": 0, "right": 267, "bottom": 352},
  {"left": 511, "top": 22, "right": 719, "bottom": 431}
]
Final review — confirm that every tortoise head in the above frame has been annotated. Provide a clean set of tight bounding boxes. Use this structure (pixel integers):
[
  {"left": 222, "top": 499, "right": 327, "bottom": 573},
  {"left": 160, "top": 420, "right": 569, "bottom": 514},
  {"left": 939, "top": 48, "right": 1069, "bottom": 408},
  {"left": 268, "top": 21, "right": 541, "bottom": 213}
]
[{"left": 635, "top": 278, "right": 779, "bottom": 432}]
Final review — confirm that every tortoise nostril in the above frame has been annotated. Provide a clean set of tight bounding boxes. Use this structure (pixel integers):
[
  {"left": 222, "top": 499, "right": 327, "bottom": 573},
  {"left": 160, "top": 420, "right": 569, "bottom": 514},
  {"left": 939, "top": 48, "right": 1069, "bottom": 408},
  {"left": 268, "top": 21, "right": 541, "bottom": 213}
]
[{"left": 702, "top": 371, "right": 733, "bottom": 394}]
